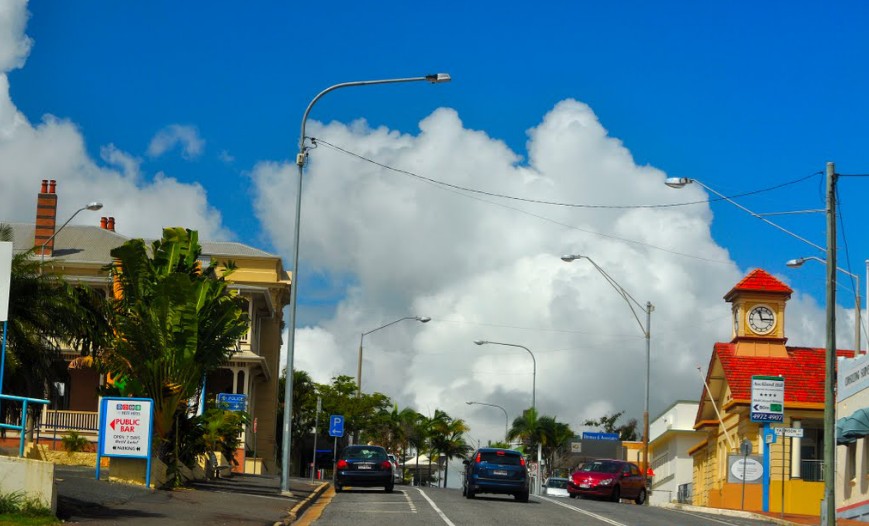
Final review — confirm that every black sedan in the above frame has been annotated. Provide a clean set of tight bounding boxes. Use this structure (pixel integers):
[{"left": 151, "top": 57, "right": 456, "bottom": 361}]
[{"left": 335, "top": 445, "right": 395, "bottom": 492}]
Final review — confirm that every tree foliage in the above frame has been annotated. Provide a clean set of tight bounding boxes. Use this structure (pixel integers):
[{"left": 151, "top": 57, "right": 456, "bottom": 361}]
[{"left": 583, "top": 411, "right": 639, "bottom": 441}]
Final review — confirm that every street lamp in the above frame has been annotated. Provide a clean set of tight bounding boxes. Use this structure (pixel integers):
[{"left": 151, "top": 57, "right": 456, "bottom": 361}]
[
  {"left": 787, "top": 256, "right": 862, "bottom": 353},
  {"left": 358, "top": 316, "right": 430, "bottom": 398},
  {"left": 474, "top": 339, "right": 540, "bottom": 494},
  {"left": 561, "top": 254, "right": 653, "bottom": 503},
  {"left": 664, "top": 177, "right": 825, "bottom": 253},
  {"left": 466, "top": 401, "right": 509, "bottom": 442},
  {"left": 280, "top": 73, "right": 450, "bottom": 494},
  {"left": 40, "top": 202, "right": 104, "bottom": 270}
]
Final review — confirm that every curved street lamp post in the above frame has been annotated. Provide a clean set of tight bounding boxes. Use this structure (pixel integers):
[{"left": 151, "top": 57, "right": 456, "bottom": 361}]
[
  {"left": 358, "top": 316, "right": 430, "bottom": 398},
  {"left": 280, "top": 73, "right": 450, "bottom": 494},
  {"left": 40, "top": 201, "right": 104, "bottom": 271},
  {"left": 466, "top": 401, "right": 509, "bottom": 442},
  {"left": 473, "top": 339, "right": 540, "bottom": 495},
  {"left": 561, "top": 254, "right": 653, "bottom": 504}
]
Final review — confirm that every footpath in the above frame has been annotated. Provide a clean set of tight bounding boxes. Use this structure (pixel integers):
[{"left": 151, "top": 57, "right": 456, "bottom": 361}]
[{"left": 55, "top": 465, "right": 328, "bottom": 525}]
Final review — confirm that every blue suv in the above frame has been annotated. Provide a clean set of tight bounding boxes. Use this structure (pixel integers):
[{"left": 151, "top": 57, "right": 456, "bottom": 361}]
[{"left": 462, "top": 447, "right": 530, "bottom": 502}]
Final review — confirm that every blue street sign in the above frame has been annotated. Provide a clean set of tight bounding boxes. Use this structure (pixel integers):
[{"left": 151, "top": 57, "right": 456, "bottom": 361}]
[
  {"left": 329, "top": 415, "right": 345, "bottom": 437},
  {"left": 582, "top": 431, "right": 620, "bottom": 441},
  {"left": 216, "top": 393, "right": 247, "bottom": 412}
]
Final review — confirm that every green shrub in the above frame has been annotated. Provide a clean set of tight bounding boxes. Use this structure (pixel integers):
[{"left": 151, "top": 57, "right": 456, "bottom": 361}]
[
  {"left": 60, "top": 431, "right": 89, "bottom": 454},
  {"left": 0, "top": 491, "right": 52, "bottom": 516}
]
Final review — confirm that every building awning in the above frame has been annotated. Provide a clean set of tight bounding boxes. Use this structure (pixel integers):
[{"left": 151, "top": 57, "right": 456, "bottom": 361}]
[{"left": 837, "top": 408, "right": 869, "bottom": 445}]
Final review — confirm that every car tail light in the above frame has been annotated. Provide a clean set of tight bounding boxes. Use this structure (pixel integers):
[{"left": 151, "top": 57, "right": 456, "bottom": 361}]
[
  {"left": 475, "top": 453, "right": 481, "bottom": 463},
  {"left": 520, "top": 457, "right": 526, "bottom": 467},
  {"left": 381, "top": 461, "right": 392, "bottom": 470},
  {"left": 337, "top": 459, "right": 348, "bottom": 469}
]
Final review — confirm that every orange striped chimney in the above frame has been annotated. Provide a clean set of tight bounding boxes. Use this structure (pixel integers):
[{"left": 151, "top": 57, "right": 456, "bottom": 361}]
[{"left": 34, "top": 179, "right": 58, "bottom": 256}]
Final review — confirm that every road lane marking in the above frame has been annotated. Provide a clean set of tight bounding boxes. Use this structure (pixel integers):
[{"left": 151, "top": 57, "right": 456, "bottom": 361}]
[
  {"left": 538, "top": 495, "right": 629, "bottom": 526},
  {"left": 403, "top": 489, "right": 417, "bottom": 513},
  {"left": 415, "top": 488, "right": 456, "bottom": 526}
]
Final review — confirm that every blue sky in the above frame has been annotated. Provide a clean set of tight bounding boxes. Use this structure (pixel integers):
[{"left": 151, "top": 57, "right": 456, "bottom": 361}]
[{"left": 5, "top": 1, "right": 869, "bottom": 444}]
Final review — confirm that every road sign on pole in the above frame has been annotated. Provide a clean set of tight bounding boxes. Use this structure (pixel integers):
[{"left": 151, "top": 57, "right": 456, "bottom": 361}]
[
  {"left": 751, "top": 375, "right": 784, "bottom": 422},
  {"left": 329, "top": 415, "right": 344, "bottom": 437}
]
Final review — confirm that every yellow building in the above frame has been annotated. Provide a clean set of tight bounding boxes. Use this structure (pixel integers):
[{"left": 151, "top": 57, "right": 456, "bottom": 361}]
[
  {"left": 7, "top": 180, "right": 291, "bottom": 474},
  {"left": 690, "top": 269, "right": 854, "bottom": 516}
]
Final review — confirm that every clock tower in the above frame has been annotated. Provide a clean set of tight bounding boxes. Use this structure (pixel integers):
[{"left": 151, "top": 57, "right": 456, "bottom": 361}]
[{"left": 724, "top": 268, "right": 792, "bottom": 357}]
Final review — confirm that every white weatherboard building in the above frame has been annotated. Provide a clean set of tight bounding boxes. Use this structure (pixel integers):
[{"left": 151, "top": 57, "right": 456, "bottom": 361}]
[{"left": 648, "top": 401, "right": 702, "bottom": 505}]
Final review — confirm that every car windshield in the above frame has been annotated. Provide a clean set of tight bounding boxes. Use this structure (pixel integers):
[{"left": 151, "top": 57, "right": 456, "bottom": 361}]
[
  {"left": 579, "top": 461, "right": 621, "bottom": 473},
  {"left": 479, "top": 451, "right": 523, "bottom": 465},
  {"left": 547, "top": 478, "right": 568, "bottom": 489},
  {"left": 343, "top": 447, "right": 387, "bottom": 461}
]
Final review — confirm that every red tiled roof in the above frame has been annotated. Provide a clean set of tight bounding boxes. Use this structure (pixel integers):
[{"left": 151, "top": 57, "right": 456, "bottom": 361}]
[
  {"left": 714, "top": 342, "right": 854, "bottom": 403},
  {"left": 724, "top": 269, "right": 792, "bottom": 301}
]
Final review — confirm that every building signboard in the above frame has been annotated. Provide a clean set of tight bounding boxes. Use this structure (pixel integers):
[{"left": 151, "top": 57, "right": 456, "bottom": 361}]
[
  {"left": 582, "top": 432, "right": 620, "bottom": 441},
  {"left": 838, "top": 353, "right": 869, "bottom": 402},
  {"left": 751, "top": 375, "right": 784, "bottom": 422}
]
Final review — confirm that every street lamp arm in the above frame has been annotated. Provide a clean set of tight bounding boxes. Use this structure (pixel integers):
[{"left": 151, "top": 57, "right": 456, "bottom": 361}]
[
  {"left": 562, "top": 255, "right": 651, "bottom": 335},
  {"left": 298, "top": 74, "right": 451, "bottom": 165},
  {"left": 40, "top": 201, "right": 104, "bottom": 268},
  {"left": 665, "top": 177, "right": 825, "bottom": 253},
  {"left": 363, "top": 316, "right": 430, "bottom": 337},
  {"left": 466, "top": 401, "right": 509, "bottom": 440}
]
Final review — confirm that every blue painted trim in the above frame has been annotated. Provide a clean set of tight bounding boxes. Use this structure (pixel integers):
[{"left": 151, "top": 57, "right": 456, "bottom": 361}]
[{"left": 762, "top": 423, "right": 771, "bottom": 511}]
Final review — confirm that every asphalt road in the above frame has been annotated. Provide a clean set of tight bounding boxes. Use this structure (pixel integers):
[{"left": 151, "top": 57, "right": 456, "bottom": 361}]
[
  {"left": 309, "top": 486, "right": 785, "bottom": 526},
  {"left": 55, "top": 464, "right": 323, "bottom": 525}
]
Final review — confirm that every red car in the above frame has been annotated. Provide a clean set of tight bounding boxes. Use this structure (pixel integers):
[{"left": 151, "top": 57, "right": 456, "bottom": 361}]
[{"left": 568, "top": 459, "right": 646, "bottom": 504}]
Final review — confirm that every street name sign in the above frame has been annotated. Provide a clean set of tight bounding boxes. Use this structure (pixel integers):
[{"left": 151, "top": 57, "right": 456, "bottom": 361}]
[
  {"left": 329, "top": 415, "right": 345, "bottom": 437},
  {"left": 582, "top": 432, "right": 620, "bottom": 441},
  {"left": 774, "top": 427, "right": 805, "bottom": 438},
  {"left": 216, "top": 393, "right": 248, "bottom": 412},
  {"left": 751, "top": 375, "right": 784, "bottom": 422}
]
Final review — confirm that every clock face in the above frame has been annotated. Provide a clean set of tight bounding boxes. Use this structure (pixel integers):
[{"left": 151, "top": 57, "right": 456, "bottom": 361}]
[{"left": 747, "top": 305, "right": 776, "bottom": 335}]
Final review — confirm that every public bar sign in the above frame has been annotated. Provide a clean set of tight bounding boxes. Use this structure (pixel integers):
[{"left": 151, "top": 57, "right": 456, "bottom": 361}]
[
  {"left": 98, "top": 397, "right": 153, "bottom": 458},
  {"left": 750, "top": 375, "right": 784, "bottom": 423}
]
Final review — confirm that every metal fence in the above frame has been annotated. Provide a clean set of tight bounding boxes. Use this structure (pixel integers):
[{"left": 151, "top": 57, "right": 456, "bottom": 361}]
[{"left": 676, "top": 482, "right": 693, "bottom": 504}]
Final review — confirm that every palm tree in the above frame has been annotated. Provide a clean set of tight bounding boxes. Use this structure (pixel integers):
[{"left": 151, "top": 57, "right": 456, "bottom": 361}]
[
  {"left": 103, "top": 227, "right": 249, "bottom": 484},
  {"left": 538, "top": 415, "right": 574, "bottom": 475},
  {"left": 402, "top": 410, "right": 429, "bottom": 485},
  {"left": 0, "top": 224, "right": 106, "bottom": 420},
  {"left": 428, "top": 410, "right": 471, "bottom": 487},
  {"left": 507, "top": 407, "right": 542, "bottom": 454}
]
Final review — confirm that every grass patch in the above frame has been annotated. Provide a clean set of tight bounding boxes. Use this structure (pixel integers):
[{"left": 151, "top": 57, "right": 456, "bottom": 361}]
[
  {"left": 0, "top": 492, "right": 57, "bottom": 525},
  {"left": 0, "top": 514, "right": 61, "bottom": 526}
]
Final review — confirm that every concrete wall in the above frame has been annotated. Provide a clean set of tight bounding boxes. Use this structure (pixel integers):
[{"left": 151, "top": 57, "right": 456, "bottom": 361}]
[{"left": 0, "top": 456, "right": 57, "bottom": 513}]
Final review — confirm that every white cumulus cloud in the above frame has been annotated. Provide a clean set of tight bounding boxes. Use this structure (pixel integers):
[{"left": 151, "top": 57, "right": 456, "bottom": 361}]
[{"left": 147, "top": 124, "right": 205, "bottom": 160}]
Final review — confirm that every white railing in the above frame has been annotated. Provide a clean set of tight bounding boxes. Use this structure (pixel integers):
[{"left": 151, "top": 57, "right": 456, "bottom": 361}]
[{"left": 38, "top": 410, "right": 99, "bottom": 434}]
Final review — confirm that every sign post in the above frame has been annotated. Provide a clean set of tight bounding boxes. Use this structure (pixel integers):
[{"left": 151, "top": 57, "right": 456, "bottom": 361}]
[
  {"left": 97, "top": 397, "right": 154, "bottom": 487},
  {"left": 329, "top": 415, "right": 344, "bottom": 485}
]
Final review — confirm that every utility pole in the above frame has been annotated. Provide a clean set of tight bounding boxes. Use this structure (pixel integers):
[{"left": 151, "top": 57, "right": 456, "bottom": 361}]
[{"left": 823, "top": 161, "right": 837, "bottom": 525}]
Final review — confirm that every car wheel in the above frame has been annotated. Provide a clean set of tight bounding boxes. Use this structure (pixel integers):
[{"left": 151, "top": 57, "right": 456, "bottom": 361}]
[
  {"left": 634, "top": 487, "right": 646, "bottom": 505},
  {"left": 610, "top": 485, "right": 621, "bottom": 503},
  {"left": 462, "top": 485, "right": 467, "bottom": 497},
  {"left": 466, "top": 488, "right": 476, "bottom": 499},
  {"left": 516, "top": 491, "right": 529, "bottom": 503},
  {"left": 335, "top": 483, "right": 343, "bottom": 493},
  {"left": 569, "top": 493, "right": 577, "bottom": 499},
  {"left": 385, "top": 483, "right": 394, "bottom": 493}
]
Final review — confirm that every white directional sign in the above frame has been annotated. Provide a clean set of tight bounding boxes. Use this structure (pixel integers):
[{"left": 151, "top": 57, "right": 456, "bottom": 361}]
[
  {"left": 774, "top": 427, "right": 804, "bottom": 438},
  {"left": 0, "top": 242, "right": 11, "bottom": 322},
  {"left": 99, "top": 397, "right": 154, "bottom": 458},
  {"left": 751, "top": 375, "right": 784, "bottom": 423}
]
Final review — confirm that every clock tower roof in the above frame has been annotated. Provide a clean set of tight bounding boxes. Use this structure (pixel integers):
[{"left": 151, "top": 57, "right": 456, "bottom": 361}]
[{"left": 724, "top": 268, "right": 792, "bottom": 302}]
